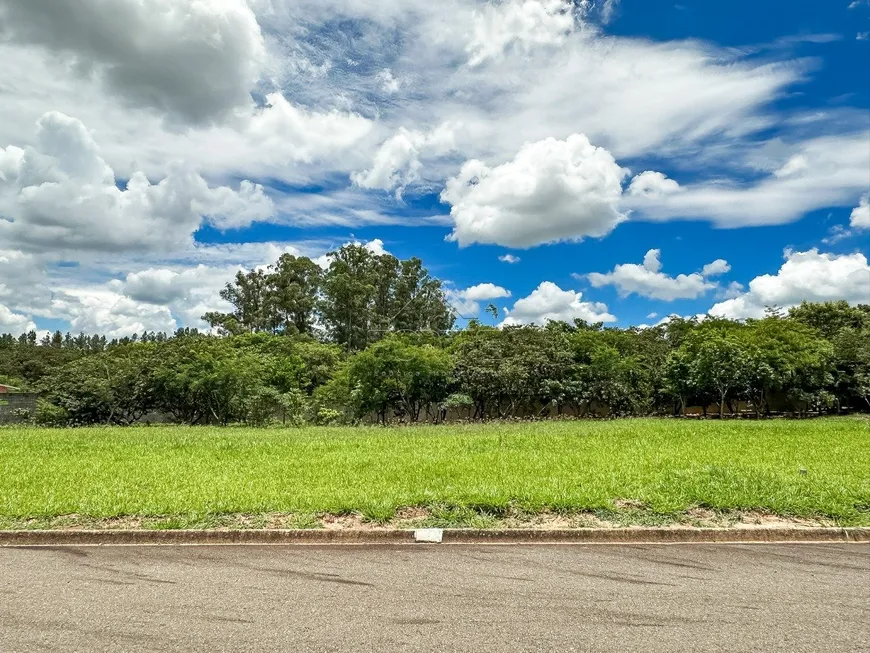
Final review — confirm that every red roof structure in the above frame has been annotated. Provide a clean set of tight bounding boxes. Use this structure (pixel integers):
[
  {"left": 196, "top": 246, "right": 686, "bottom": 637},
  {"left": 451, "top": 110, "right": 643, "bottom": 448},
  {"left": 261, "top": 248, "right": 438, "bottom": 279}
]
[{"left": 0, "top": 384, "right": 20, "bottom": 394}]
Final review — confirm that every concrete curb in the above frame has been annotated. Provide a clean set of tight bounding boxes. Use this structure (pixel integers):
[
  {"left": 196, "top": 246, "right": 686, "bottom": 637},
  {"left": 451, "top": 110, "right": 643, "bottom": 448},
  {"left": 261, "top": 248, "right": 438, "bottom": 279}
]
[{"left": 1, "top": 527, "right": 868, "bottom": 546}]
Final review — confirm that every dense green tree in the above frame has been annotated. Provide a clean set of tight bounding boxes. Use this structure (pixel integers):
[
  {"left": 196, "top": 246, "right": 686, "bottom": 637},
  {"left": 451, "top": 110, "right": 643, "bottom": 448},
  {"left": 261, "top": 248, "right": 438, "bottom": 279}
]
[
  {"left": 203, "top": 268, "right": 271, "bottom": 335},
  {"left": 788, "top": 301, "right": 870, "bottom": 341},
  {"left": 150, "top": 337, "right": 273, "bottom": 425},
  {"left": 738, "top": 317, "right": 834, "bottom": 417},
  {"left": 320, "top": 244, "right": 381, "bottom": 350},
  {"left": 664, "top": 348, "right": 694, "bottom": 416},
  {"left": 320, "top": 245, "right": 454, "bottom": 351},
  {"left": 685, "top": 329, "right": 748, "bottom": 418},
  {"left": 832, "top": 325, "right": 870, "bottom": 409},
  {"left": 265, "top": 254, "right": 323, "bottom": 336},
  {"left": 347, "top": 335, "right": 453, "bottom": 423},
  {"left": 41, "top": 344, "right": 156, "bottom": 425},
  {"left": 452, "top": 325, "right": 570, "bottom": 418},
  {"left": 391, "top": 258, "right": 454, "bottom": 335}
]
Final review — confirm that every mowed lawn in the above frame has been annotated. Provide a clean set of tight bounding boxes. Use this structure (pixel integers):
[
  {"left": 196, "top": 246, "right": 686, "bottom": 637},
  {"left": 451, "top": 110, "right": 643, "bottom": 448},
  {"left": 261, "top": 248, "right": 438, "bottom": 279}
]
[{"left": 1, "top": 418, "right": 868, "bottom": 525}]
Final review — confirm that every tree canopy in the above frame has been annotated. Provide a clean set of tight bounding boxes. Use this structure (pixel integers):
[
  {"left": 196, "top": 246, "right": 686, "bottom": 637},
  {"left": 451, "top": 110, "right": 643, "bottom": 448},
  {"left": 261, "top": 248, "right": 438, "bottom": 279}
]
[{"left": 2, "top": 244, "right": 868, "bottom": 428}]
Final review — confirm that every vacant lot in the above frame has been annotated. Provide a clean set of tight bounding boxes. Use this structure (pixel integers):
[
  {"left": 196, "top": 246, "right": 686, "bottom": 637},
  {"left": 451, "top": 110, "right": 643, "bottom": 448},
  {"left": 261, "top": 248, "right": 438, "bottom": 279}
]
[{"left": 1, "top": 418, "right": 868, "bottom": 529}]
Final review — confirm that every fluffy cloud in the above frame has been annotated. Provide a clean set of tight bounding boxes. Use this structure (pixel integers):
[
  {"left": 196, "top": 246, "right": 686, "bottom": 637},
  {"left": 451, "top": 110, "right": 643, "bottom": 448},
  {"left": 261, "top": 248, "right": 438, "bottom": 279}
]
[
  {"left": 0, "top": 0, "right": 266, "bottom": 125},
  {"left": 443, "top": 134, "right": 628, "bottom": 248},
  {"left": 0, "top": 256, "right": 211, "bottom": 337},
  {"left": 718, "top": 281, "right": 745, "bottom": 300},
  {"left": 586, "top": 249, "right": 730, "bottom": 301},
  {"left": 0, "top": 0, "right": 866, "bottom": 339},
  {"left": 47, "top": 288, "right": 178, "bottom": 337},
  {"left": 446, "top": 282, "right": 511, "bottom": 317},
  {"left": 501, "top": 281, "right": 615, "bottom": 325},
  {"left": 111, "top": 264, "right": 242, "bottom": 329},
  {"left": 709, "top": 249, "right": 870, "bottom": 319},
  {"left": 243, "top": 93, "right": 373, "bottom": 168},
  {"left": 0, "top": 0, "right": 836, "bottom": 221},
  {"left": 0, "top": 112, "right": 274, "bottom": 254},
  {"left": 701, "top": 259, "right": 731, "bottom": 277},
  {"left": 0, "top": 45, "right": 374, "bottom": 186},
  {"left": 627, "top": 171, "right": 680, "bottom": 198},
  {"left": 116, "top": 265, "right": 234, "bottom": 306},
  {"left": 499, "top": 254, "right": 521, "bottom": 264},
  {"left": 459, "top": 283, "right": 512, "bottom": 301},
  {"left": 0, "top": 303, "right": 35, "bottom": 334},
  {"left": 0, "top": 238, "right": 326, "bottom": 338},
  {"left": 352, "top": 124, "right": 456, "bottom": 196},
  {"left": 851, "top": 193, "right": 870, "bottom": 229},
  {"left": 466, "top": 0, "right": 575, "bottom": 67}
]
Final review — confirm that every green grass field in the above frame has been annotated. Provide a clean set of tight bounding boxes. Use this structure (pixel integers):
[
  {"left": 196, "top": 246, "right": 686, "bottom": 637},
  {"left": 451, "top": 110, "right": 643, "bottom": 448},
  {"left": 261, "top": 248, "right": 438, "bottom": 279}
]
[{"left": 1, "top": 418, "right": 868, "bottom": 529}]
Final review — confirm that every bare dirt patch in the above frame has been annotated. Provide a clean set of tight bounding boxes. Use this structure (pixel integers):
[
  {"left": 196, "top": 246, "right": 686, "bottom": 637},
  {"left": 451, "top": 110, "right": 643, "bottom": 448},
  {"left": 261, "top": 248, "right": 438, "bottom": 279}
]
[
  {"left": 0, "top": 507, "right": 844, "bottom": 532},
  {"left": 733, "top": 511, "right": 837, "bottom": 529}
]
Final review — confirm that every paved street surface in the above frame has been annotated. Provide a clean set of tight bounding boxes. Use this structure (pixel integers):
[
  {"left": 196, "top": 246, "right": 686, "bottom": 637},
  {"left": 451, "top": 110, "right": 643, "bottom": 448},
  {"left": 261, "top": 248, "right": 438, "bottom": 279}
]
[{"left": 1, "top": 543, "right": 867, "bottom": 652}]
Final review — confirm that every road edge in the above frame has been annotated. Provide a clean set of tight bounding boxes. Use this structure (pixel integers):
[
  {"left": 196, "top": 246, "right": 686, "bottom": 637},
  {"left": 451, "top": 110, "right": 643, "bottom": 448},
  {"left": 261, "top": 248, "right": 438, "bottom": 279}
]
[{"left": 1, "top": 527, "right": 868, "bottom": 546}]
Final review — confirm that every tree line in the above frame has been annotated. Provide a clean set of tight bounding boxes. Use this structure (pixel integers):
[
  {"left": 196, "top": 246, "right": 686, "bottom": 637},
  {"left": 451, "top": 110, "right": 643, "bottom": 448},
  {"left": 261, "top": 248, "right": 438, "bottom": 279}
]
[
  {"left": 0, "top": 244, "right": 867, "bottom": 426},
  {"left": 202, "top": 244, "right": 455, "bottom": 349}
]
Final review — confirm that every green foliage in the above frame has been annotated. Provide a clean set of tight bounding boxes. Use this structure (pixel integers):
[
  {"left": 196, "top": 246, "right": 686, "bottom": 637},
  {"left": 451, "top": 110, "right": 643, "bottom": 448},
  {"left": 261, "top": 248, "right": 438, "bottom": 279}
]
[
  {"left": 311, "top": 366, "right": 357, "bottom": 424},
  {"left": 452, "top": 325, "right": 572, "bottom": 418},
  {"left": 33, "top": 399, "right": 68, "bottom": 427},
  {"left": 204, "top": 244, "right": 455, "bottom": 351},
  {"left": 40, "top": 344, "right": 157, "bottom": 425},
  {"left": 3, "top": 299, "right": 869, "bottom": 425},
  {"left": 347, "top": 335, "right": 453, "bottom": 422},
  {"left": 245, "top": 387, "right": 309, "bottom": 427},
  {"left": 313, "top": 407, "right": 343, "bottom": 426},
  {"left": 319, "top": 245, "right": 455, "bottom": 351},
  {"left": 442, "top": 393, "right": 473, "bottom": 409},
  {"left": 788, "top": 301, "right": 870, "bottom": 341},
  {"left": 150, "top": 337, "right": 292, "bottom": 426}
]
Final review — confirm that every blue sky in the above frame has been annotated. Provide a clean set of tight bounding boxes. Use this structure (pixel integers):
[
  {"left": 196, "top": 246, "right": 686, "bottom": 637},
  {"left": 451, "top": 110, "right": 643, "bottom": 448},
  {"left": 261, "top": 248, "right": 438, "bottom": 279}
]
[{"left": 0, "top": 0, "right": 868, "bottom": 336}]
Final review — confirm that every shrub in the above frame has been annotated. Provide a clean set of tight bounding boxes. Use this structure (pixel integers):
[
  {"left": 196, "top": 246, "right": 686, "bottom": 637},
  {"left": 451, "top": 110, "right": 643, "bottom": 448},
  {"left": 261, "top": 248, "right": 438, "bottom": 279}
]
[{"left": 34, "top": 399, "right": 69, "bottom": 427}]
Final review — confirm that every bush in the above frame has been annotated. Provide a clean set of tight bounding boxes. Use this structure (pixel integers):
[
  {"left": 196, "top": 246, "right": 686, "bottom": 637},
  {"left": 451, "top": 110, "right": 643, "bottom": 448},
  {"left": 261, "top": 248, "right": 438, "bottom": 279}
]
[
  {"left": 314, "top": 407, "right": 343, "bottom": 426},
  {"left": 245, "top": 387, "right": 309, "bottom": 427},
  {"left": 34, "top": 400, "right": 69, "bottom": 427}
]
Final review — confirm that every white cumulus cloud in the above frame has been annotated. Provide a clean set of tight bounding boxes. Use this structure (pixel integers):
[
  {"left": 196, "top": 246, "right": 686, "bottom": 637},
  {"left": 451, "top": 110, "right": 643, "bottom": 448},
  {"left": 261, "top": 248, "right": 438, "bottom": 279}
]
[
  {"left": 466, "top": 0, "right": 575, "bottom": 67},
  {"left": 709, "top": 249, "right": 870, "bottom": 319},
  {"left": 442, "top": 134, "right": 628, "bottom": 248},
  {"left": 626, "top": 133, "right": 870, "bottom": 227},
  {"left": 460, "top": 283, "right": 512, "bottom": 301},
  {"left": 851, "top": 193, "right": 870, "bottom": 229},
  {"left": 0, "top": 0, "right": 266, "bottom": 126},
  {"left": 627, "top": 171, "right": 681, "bottom": 198},
  {"left": 501, "top": 281, "right": 615, "bottom": 325},
  {"left": 0, "top": 303, "right": 36, "bottom": 334},
  {"left": 47, "top": 288, "right": 179, "bottom": 337},
  {"left": 499, "top": 254, "right": 521, "bottom": 264},
  {"left": 701, "top": 259, "right": 731, "bottom": 277},
  {"left": 0, "top": 112, "right": 274, "bottom": 254},
  {"left": 352, "top": 124, "right": 456, "bottom": 196},
  {"left": 586, "top": 249, "right": 729, "bottom": 301},
  {"left": 446, "top": 282, "right": 511, "bottom": 316}
]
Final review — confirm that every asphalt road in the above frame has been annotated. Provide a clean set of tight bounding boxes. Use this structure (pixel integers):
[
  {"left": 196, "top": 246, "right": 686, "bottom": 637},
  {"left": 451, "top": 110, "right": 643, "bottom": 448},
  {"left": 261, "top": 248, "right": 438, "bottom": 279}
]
[{"left": 1, "top": 543, "right": 867, "bottom": 652}]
